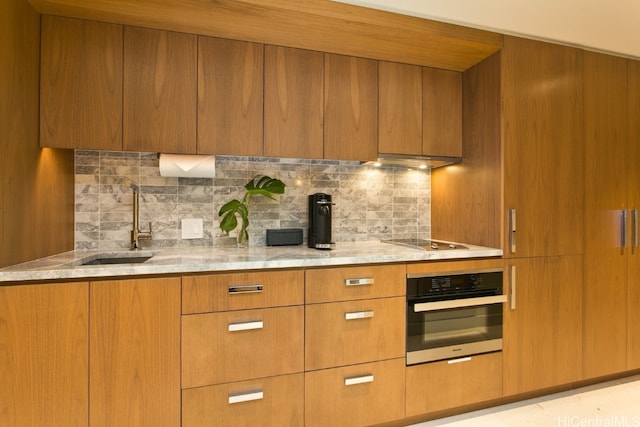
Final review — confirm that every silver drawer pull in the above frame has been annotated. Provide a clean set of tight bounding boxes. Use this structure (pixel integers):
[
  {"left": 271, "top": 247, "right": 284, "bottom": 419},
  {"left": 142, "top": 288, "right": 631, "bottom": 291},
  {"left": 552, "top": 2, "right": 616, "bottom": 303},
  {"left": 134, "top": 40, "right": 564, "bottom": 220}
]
[
  {"left": 228, "top": 320, "right": 263, "bottom": 332},
  {"left": 228, "top": 390, "right": 264, "bottom": 404},
  {"left": 345, "top": 375, "right": 374, "bottom": 386},
  {"left": 345, "top": 310, "right": 374, "bottom": 320},
  {"left": 228, "top": 284, "right": 263, "bottom": 294},
  {"left": 448, "top": 356, "right": 472, "bottom": 364},
  {"left": 345, "top": 277, "right": 374, "bottom": 286}
]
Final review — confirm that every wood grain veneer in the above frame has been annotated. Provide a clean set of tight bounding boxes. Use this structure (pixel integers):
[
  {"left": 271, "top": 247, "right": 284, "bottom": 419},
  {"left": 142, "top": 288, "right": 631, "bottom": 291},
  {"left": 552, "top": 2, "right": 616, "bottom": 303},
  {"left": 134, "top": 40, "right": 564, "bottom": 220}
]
[
  {"left": 182, "top": 270, "right": 304, "bottom": 314},
  {"left": 503, "top": 256, "right": 583, "bottom": 395},
  {"left": 1, "top": 0, "right": 74, "bottom": 268},
  {"left": 582, "top": 51, "right": 629, "bottom": 379},
  {"left": 501, "top": 36, "right": 584, "bottom": 258},
  {"left": 627, "top": 59, "right": 640, "bottom": 370},
  {"left": 305, "top": 358, "right": 405, "bottom": 427},
  {"left": 378, "top": 61, "right": 422, "bottom": 155},
  {"left": 264, "top": 45, "right": 324, "bottom": 159},
  {"left": 197, "top": 36, "right": 264, "bottom": 156},
  {"left": 304, "top": 297, "right": 405, "bottom": 371},
  {"left": 0, "top": 283, "right": 89, "bottom": 426},
  {"left": 123, "top": 26, "right": 197, "bottom": 153},
  {"left": 323, "top": 53, "right": 378, "bottom": 161},
  {"left": 182, "top": 373, "right": 304, "bottom": 426},
  {"left": 90, "top": 277, "right": 181, "bottom": 427},
  {"left": 40, "top": 15, "right": 123, "bottom": 150},
  {"left": 431, "top": 52, "right": 501, "bottom": 248},
  {"left": 406, "top": 352, "right": 502, "bottom": 416},
  {"left": 305, "top": 264, "right": 405, "bottom": 304},
  {"left": 422, "top": 67, "right": 462, "bottom": 157},
  {"left": 27, "top": 0, "right": 503, "bottom": 70},
  {"left": 182, "top": 306, "right": 304, "bottom": 388}
]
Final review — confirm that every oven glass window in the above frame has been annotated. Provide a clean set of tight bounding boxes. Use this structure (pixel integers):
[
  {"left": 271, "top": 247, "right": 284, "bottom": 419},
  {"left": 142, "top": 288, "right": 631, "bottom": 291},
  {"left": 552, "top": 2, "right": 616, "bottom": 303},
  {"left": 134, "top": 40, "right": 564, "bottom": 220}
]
[{"left": 407, "top": 303, "right": 503, "bottom": 353}]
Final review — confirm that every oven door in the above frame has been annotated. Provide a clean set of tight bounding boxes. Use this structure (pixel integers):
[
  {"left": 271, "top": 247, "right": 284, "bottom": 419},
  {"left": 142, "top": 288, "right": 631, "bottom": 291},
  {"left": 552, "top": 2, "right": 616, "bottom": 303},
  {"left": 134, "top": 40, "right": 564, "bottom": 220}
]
[{"left": 406, "top": 295, "right": 506, "bottom": 365}]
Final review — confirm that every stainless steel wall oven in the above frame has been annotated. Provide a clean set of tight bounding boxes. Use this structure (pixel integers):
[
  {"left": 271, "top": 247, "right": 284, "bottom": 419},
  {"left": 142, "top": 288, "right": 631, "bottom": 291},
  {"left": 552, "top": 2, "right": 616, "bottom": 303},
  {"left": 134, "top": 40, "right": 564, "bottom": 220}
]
[{"left": 406, "top": 268, "right": 505, "bottom": 365}]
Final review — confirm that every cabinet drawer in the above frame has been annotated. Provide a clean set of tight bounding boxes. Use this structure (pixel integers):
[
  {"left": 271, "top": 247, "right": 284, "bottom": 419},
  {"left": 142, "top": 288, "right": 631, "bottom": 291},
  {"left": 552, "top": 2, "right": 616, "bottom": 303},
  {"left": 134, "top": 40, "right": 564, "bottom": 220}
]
[
  {"left": 305, "top": 264, "right": 405, "bottom": 303},
  {"left": 305, "top": 358, "right": 405, "bottom": 427},
  {"left": 305, "top": 297, "right": 405, "bottom": 371},
  {"left": 183, "top": 373, "right": 303, "bottom": 427},
  {"left": 182, "top": 270, "right": 303, "bottom": 314},
  {"left": 182, "top": 306, "right": 304, "bottom": 388},
  {"left": 406, "top": 351, "right": 503, "bottom": 416}
]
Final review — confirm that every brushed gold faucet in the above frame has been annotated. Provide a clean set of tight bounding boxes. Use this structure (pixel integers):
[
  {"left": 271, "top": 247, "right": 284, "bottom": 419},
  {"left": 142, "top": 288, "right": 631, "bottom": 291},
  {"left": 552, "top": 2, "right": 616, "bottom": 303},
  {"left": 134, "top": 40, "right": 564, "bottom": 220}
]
[{"left": 126, "top": 181, "right": 153, "bottom": 250}]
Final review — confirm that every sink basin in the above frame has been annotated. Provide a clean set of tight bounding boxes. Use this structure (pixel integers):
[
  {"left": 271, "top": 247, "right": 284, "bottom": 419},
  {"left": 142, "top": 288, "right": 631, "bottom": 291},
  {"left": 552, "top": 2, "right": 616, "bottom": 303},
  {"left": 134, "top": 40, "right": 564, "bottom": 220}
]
[{"left": 80, "top": 254, "right": 153, "bottom": 266}]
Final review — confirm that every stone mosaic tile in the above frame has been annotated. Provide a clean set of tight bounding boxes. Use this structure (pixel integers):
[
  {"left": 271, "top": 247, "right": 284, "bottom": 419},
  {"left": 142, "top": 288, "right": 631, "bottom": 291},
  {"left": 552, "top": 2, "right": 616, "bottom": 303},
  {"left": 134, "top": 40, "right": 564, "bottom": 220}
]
[{"left": 74, "top": 151, "right": 431, "bottom": 249}]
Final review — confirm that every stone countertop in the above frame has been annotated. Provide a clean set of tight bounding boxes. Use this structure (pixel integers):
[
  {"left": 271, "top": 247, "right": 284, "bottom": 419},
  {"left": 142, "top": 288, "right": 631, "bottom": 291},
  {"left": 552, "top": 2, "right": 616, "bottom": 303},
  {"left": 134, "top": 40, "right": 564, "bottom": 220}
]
[{"left": 0, "top": 241, "right": 503, "bottom": 283}]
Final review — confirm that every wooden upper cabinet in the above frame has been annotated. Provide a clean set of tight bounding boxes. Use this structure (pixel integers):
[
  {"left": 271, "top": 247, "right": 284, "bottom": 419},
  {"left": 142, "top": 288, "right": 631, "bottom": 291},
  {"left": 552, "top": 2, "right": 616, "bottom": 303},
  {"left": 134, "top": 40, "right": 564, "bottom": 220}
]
[
  {"left": 40, "top": 16, "right": 123, "bottom": 150},
  {"left": 0, "top": 282, "right": 89, "bottom": 427},
  {"left": 423, "top": 67, "right": 462, "bottom": 157},
  {"left": 324, "top": 53, "right": 378, "bottom": 161},
  {"left": 264, "top": 45, "right": 324, "bottom": 159},
  {"left": 123, "top": 26, "right": 197, "bottom": 153},
  {"left": 198, "top": 37, "right": 264, "bottom": 155},
  {"left": 378, "top": 61, "right": 422, "bottom": 155},
  {"left": 501, "top": 36, "right": 584, "bottom": 258}
]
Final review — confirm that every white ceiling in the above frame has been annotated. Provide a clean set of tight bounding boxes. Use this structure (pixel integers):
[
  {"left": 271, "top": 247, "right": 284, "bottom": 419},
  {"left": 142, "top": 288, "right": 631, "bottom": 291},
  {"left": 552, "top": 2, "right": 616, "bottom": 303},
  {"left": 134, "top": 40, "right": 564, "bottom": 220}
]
[{"left": 334, "top": 0, "right": 640, "bottom": 59}]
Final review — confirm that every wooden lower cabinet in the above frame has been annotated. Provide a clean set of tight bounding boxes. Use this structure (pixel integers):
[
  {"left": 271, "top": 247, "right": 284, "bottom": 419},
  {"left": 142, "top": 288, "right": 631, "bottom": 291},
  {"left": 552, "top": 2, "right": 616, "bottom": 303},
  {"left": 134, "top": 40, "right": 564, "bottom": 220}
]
[
  {"left": 503, "top": 256, "right": 583, "bottom": 395},
  {"left": 305, "top": 296, "right": 405, "bottom": 371},
  {"left": 90, "top": 277, "right": 181, "bottom": 427},
  {"left": 182, "top": 373, "right": 304, "bottom": 426},
  {"left": 0, "top": 282, "right": 89, "bottom": 427},
  {"left": 406, "top": 352, "right": 502, "bottom": 416},
  {"left": 305, "top": 358, "right": 406, "bottom": 427},
  {"left": 182, "top": 306, "right": 304, "bottom": 388}
]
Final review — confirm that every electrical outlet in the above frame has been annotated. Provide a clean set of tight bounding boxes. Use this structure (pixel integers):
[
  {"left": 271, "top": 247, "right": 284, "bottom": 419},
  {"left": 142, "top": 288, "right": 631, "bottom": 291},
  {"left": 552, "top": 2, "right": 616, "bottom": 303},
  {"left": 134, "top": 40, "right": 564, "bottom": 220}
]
[{"left": 181, "top": 218, "right": 203, "bottom": 239}]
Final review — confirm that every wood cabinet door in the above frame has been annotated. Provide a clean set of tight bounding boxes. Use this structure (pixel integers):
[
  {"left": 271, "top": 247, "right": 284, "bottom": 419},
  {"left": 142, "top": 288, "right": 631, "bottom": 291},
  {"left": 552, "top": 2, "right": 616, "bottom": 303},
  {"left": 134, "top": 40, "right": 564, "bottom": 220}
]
[
  {"left": 264, "top": 45, "right": 323, "bottom": 159},
  {"left": 0, "top": 282, "right": 88, "bottom": 427},
  {"left": 90, "top": 277, "right": 181, "bottom": 427},
  {"left": 378, "top": 61, "right": 422, "bottom": 155},
  {"left": 123, "top": 27, "right": 197, "bottom": 153},
  {"left": 305, "top": 359, "right": 405, "bottom": 427},
  {"left": 502, "top": 36, "right": 584, "bottom": 258},
  {"left": 627, "top": 59, "right": 640, "bottom": 370},
  {"left": 583, "top": 51, "right": 629, "bottom": 379},
  {"left": 503, "top": 256, "right": 583, "bottom": 395},
  {"left": 305, "top": 297, "right": 405, "bottom": 371},
  {"left": 198, "top": 37, "right": 263, "bottom": 156},
  {"left": 323, "top": 53, "right": 378, "bottom": 161},
  {"left": 406, "top": 352, "right": 502, "bottom": 416},
  {"left": 40, "top": 16, "right": 123, "bottom": 150},
  {"left": 182, "top": 373, "right": 304, "bottom": 427},
  {"left": 423, "top": 67, "right": 462, "bottom": 157}
]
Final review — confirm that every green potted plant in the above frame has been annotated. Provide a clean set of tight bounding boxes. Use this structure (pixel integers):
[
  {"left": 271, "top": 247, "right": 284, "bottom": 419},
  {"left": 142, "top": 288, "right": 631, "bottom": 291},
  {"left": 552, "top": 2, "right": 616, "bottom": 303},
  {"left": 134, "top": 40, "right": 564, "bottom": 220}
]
[{"left": 218, "top": 174, "right": 286, "bottom": 247}]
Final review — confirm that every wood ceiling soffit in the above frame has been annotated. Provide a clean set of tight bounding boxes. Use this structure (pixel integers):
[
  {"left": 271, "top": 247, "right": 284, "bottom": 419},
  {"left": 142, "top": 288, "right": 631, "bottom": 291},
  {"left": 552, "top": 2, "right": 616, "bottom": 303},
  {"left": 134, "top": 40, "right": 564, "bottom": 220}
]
[{"left": 28, "top": 0, "right": 503, "bottom": 70}]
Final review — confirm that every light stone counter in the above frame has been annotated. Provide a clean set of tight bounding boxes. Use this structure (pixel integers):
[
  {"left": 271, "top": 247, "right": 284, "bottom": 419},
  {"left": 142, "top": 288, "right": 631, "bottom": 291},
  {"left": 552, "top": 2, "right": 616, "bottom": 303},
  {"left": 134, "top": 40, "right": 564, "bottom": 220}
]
[{"left": 0, "top": 241, "right": 503, "bottom": 283}]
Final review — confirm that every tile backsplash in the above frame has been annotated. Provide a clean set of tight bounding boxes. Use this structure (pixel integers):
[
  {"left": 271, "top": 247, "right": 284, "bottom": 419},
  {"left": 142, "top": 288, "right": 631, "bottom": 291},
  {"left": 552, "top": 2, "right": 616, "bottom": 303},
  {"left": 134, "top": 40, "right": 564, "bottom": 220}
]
[{"left": 74, "top": 150, "right": 431, "bottom": 250}]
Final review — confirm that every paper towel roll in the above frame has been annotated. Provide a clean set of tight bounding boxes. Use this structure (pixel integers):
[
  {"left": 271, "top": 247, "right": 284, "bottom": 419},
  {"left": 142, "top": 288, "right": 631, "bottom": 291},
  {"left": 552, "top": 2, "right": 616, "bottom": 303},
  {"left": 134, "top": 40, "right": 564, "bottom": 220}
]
[{"left": 159, "top": 154, "right": 215, "bottom": 178}]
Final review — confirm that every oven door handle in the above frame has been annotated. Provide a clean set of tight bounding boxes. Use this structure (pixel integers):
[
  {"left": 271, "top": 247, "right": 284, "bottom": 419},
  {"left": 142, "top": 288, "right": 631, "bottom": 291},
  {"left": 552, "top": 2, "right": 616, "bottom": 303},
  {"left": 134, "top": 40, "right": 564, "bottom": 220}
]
[{"left": 413, "top": 295, "right": 507, "bottom": 312}]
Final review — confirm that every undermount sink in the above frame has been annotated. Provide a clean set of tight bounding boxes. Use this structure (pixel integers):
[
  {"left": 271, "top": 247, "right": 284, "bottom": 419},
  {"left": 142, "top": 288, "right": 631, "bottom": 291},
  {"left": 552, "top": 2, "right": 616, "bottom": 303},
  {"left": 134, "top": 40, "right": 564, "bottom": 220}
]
[{"left": 80, "top": 254, "right": 153, "bottom": 266}]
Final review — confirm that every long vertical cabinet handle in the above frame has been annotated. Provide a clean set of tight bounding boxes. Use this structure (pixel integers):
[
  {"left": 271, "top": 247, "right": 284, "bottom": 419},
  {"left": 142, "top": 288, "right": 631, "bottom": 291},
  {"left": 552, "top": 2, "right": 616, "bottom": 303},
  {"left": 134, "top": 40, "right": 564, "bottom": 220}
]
[
  {"left": 634, "top": 209, "right": 639, "bottom": 249},
  {"left": 509, "top": 264, "right": 516, "bottom": 310},
  {"left": 509, "top": 209, "right": 517, "bottom": 254},
  {"left": 622, "top": 209, "right": 628, "bottom": 248}
]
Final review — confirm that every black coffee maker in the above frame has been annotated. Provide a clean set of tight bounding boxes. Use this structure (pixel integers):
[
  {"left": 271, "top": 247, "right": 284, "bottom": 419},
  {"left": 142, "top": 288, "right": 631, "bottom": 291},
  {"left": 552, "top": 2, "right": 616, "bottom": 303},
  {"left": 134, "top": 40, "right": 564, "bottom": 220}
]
[{"left": 308, "top": 193, "right": 335, "bottom": 249}]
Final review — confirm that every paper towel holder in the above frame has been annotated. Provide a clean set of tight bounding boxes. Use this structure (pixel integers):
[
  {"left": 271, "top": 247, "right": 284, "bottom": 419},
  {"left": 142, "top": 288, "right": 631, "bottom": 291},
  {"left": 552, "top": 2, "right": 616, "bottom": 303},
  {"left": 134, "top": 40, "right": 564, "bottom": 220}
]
[{"left": 158, "top": 153, "right": 216, "bottom": 178}]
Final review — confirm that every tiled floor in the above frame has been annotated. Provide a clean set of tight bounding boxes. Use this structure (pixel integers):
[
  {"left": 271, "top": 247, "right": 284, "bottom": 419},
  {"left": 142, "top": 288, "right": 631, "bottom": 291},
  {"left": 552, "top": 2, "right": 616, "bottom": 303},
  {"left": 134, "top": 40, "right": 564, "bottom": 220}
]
[{"left": 411, "top": 375, "right": 640, "bottom": 427}]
